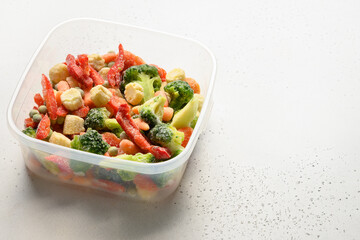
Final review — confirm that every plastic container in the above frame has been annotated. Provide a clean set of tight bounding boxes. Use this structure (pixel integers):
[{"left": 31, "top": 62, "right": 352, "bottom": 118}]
[{"left": 7, "top": 18, "right": 216, "bottom": 202}]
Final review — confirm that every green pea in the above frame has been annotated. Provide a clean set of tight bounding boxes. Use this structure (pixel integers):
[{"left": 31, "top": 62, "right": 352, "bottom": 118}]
[
  {"left": 75, "top": 87, "right": 84, "bottom": 97},
  {"left": 119, "top": 132, "right": 129, "bottom": 140},
  {"left": 32, "top": 114, "right": 42, "bottom": 123},
  {"left": 102, "top": 80, "right": 110, "bottom": 88},
  {"left": 108, "top": 61, "right": 115, "bottom": 68},
  {"left": 38, "top": 105, "right": 47, "bottom": 114},
  {"left": 56, "top": 116, "right": 65, "bottom": 125},
  {"left": 108, "top": 146, "right": 118, "bottom": 156},
  {"left": 29, "top": 109, "right": 39, "bottom": 118}
]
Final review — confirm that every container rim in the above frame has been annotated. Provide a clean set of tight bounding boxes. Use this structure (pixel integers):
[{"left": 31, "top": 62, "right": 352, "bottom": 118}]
[{"left": 7, "top": 18, "right": 216, "bottom": 174}]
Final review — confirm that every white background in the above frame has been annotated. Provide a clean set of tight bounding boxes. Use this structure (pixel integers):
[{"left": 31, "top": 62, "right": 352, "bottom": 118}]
[{"left": 1, "top": 0, "right": 360, "bottom": 239}]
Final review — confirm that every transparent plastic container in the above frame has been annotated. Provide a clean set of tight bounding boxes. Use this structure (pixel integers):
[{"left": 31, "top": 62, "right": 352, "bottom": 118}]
[{"left": 7, "top": 18, "right": 216, "bottom": 202}]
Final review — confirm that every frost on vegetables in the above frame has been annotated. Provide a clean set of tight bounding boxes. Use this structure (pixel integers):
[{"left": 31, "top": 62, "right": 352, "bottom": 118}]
[{"left": 22, "top": 43, "right": 205, "bottom": 199}]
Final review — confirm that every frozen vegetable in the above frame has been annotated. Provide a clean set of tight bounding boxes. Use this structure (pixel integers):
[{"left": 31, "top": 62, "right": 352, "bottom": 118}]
[
  {"left": 21, "top": 42, "right": 206, "bottom": 199},
  {"left": 164, "top": 80, "right": 194, "bottom": 111}
]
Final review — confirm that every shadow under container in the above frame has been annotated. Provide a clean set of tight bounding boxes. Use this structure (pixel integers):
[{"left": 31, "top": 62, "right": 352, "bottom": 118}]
[{"left": 7, "top": 18, "right": 216, "bottom": 202}]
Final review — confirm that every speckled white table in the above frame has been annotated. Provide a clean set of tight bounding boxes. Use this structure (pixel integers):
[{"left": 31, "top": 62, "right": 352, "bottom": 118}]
[{"left": 1, "top": 1, "right": 360, "bottom": 239}]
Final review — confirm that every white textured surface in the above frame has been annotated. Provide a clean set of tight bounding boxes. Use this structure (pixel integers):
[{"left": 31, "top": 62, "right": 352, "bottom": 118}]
[{"left": 1, "top": 0, "right": 360, "bottom": 239}]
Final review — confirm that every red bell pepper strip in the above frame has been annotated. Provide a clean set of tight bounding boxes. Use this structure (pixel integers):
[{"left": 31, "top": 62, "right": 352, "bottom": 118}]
[
  {"left": 72, "top": 105, "right": 90, "bottom": 118},
  {"left": 115, "top": 103, "right": 171, "bottom": 160},
  {"left": 41, "top": 74, "right": 57, "bottom": 120},
  {"left": 150, "top": 64, "right": 167, "bottom": 82},
  {"left": 77, "top": 54, "right": 90, "bottom": 76},
  {"left": 24, "top": 118, "right": 37, "bottom": 128},
  {"left": 107, "top": 43, "right": 125, "bottom": 87},
  {"left": 56, "top": 105, "right": 68, "bottom": 117},
  {"left": 34, "top": 93, "right": 44, "bottom": 106},
  {"left": 89, "top": 66, "right": 104, "bottom": 85},
  {"left": 36, "top": 114, "right": 51, "bottom": 140},
  {"left": 66, "top": 54, "right": 93, "bottom": 89}
]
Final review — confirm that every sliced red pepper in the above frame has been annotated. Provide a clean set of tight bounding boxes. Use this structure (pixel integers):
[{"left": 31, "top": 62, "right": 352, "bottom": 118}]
[
  {"left": 24, "top": 118, "right": 37, "bottom": 128},
  {"left": 150, "top": 64, "right": 167, "bottom": 82},
  {"left": 41, "top": 74, "right": 57, "bottom": 120},
  {"left": 66, "top": 54, "right": 93, "bottom": 89},
  {"left": 106, "top": 95, "right": 127, "bottom": 113},
  {"left": 34, "top": 93, "right": 44, "bottom": 106},
  {"left": 77, "top": 54, "right": 90, "bottom": 76},
  {"left": 107, "top": 43, "right": 125, "bottom": 87},
  {"left": 36, "top": 114, "right": 51, "bottom": 140},
  {"left": 72, "top": 105, "right": 90, "bottom": 118},
  {"left": 56, "top": 105, "right": 68, "bottom": 117},
  {"left": 89, "top": 66, "right": 104, "bottom": 85},
  {"left": 115, "top": 103, "right": 171, "bottom": 160}
]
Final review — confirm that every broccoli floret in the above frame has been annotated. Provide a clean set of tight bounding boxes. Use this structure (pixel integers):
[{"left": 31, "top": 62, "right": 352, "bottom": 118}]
[
  {"left": 171, "top": 95, "right": 199, "bottom": 129},
  {"left": 139, "top": 95, "right": 166, "bottom": 127},
  {"left": 164, "top": 80, "right": 194, "bottom": 111},
  {"left": 91, "top": 166, "right": 123, "bottom": 184},
  {"left": 22, "top": 127, "right": 36, "bottom": 138},
  {"left": 120, "top": 64, "right": 161, "bottom": 103},
  {"left": 105, "top": 118, "right": 123, "bottom": 137},
  {"left": 69, "top": 160, "right": 92, "bottom": 175},
  {"left": 148, "top": 123, "right": 184, "bottom": 155},
  {"left": 71, "top": 129, "right": 110, "bottom": 155},
  {"left": 84, "top": 107, "right": 110, "bottom": 130},
  {"left": 151, "top": 171, "right": 174, "bottom": 188},
  {"left": 116, "top": 153, "right": 155, "bottom": 163}
]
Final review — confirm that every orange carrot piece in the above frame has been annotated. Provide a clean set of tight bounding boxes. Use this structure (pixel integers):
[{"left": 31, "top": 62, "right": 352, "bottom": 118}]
[
  {"left": 119, "top": 139, "right": 142, "bottom": 155},
  {"left": 178, "top": 127, "right": 193, "bottom": 147},
  {"left": 133, "top": 118, "right": 150, "bottom": 131},
  {"left": 162, "top": 107, "right": 174, "bottom": 122},
  {"left": 56, "top": 81, "right": 70, "bottom": 91},
  {"left": 102, "top": 52, "right": 117, "bottom": 63},
  {"left": 184, "top": 78, "right": 200, "bottom": 94},
  {"left": 154, "top": 91, "right": 169, "bottom": 107}
]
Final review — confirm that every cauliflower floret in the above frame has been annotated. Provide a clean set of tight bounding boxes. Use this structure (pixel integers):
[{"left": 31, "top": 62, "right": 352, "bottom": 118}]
[
  {"left": 49, "top": 132, "right": 71, "bottom": 147},
  {"left": 63, "top": 115, "right": 85, "bottom": 135},
  {"left": 90, "top": 85, "right": 112, "bottom": 107},
  {"left": 166, "top": 68, "right": 185, "bottom": 83},
  {"left": 124, "top": 82, "right": 144, "bottom": 105},
  {"left": 98, "top": 67, "right": 110, "bottom": 81},
  {"left": 66, "top": 76, "right": 79, "bottom": 88},
  {"left": 61, "top": 88, "right": 83, "bottom": 111},
  {"left": 49, "top": 63, "right": 70, "bottom": 84},
  {"left": 88, "top": 54, "right": 105, "bottom": 71}
]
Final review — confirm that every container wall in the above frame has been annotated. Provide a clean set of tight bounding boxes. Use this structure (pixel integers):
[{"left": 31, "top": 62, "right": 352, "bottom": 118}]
[{"left": 22, "top": 145, "right": 187, "bottom": 201}]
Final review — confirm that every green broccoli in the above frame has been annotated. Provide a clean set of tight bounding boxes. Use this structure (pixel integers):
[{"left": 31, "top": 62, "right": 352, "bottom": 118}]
[
  {"left": 148, "top": 123, "right": 184, "bottom": 155},
  {"left": 116, "top": 153, "right": 155, "bottom": 163},
  {"left": 84, "top": 107, "right": 110, "bottom": 130},
  {"left": 105, "top": 118, "right": 123, "bottom": 137},
  {"left": 120, "top": 64, "right": 162, "bottom": 103},
  {"left": 139, "top": 95, "right": 166, "bottom": 127},
  {"left": 164, "top": 80, "right": 194, "bottom": 111},
  {"left": 151, "top": 171, "right": 174, "bottom": 188},
  {"left": 91, "top": 166, "right": 123, "bottom": 184},
  {"left": 71, "top": 129, "right": 110, "bottom": 155},
  {"left": 22, "top": 127, "right": 36, "bottom": 138},
  {"left": 171, "top": 95, "right": 199, "bottom": 129},
  {"left": 69, "top": 160, "right": 92, "bottom": 175}
]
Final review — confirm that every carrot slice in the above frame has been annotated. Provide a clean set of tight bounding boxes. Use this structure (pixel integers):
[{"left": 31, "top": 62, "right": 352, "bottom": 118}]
[
  {"left": 56, "top": 81, "right": 70, "bottom": 91},
  {"left": 178, "top": 127, "right": 193, "bottom": 147},
  {"left": 102, "top": 52, "right": 117, "bottom": 63},
  {"left": 150, "top": 64, "right": 167, "bottom": 82},
  {"left": 72, "top": 106, "right": 90, "bottom": 118},
  {"left": 56, "top": 105, "right": 68, "bottom": 117},
  {"left": 184, "top": 77, "right": 200, "bottom": 94}
]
